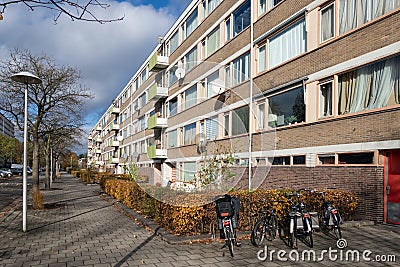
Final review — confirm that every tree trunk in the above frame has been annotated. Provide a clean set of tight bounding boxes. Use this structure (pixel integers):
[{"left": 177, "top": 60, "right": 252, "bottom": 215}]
[
  {"left": 32, "top": 133, "right": 40, "bottom": 187},
  {"left": 45, "top": 148, "right": 50, "bottom": 189}
]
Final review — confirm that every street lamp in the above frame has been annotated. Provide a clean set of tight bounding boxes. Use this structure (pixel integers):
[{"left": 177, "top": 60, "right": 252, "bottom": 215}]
[{"left": 11, "top": 71, "right": 42, "bottom": 232}]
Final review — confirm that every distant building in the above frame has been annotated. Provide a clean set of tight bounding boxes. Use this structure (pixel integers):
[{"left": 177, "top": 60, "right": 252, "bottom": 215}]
[{"left": 0, "top": 113, "right": 14, "bottom": 138}]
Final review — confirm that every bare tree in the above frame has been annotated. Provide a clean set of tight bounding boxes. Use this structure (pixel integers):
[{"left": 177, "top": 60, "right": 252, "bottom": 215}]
[
  {"left": 0, "top": 48, "right": 93, "bottom": 188},
  {"left": 0, "top": 0, "right": 124, "bottom": 23}
]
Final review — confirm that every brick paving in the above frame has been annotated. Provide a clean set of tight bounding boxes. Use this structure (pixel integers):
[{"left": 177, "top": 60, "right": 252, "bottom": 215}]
[{"left": 0, "top": 174, "right": 399, "bottom": 266}]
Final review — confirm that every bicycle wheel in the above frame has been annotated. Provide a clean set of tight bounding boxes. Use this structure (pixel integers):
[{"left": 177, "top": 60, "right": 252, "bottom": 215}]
[
  {"left": 225, "top": 228, "right": 234, "bottom": 257},
  {"left": 288, "top": 219, "right": 295, "bottom": 248},
  {"left": 268, "top": 215, "right": 278, "bottom": 240},
  {"left": 251, "top": 219, "right": 266, "bottom": 246},
  {"left": 333, "top": 214, "right": 342, "bottom": 240}
]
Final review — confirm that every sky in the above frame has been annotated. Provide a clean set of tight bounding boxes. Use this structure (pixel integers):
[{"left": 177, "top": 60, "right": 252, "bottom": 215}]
[{"left": 0, "top": 0, "right": 191, "bottom": 154}]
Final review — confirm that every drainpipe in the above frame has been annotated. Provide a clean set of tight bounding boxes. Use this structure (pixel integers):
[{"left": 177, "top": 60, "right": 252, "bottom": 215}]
[{"left": 248, "top": 0, "right": 254, "bottom": 192}]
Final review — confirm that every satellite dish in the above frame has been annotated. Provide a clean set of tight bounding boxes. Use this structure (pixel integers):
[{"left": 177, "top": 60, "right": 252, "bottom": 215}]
[
  {"left": 211, "top": 78, "right": 225, "bottom": 95},
  {"left": 175, "top": 67, "right": 186, "bottom": 79},
  {"left": 195, "top": 133, "right": 207, "bottom": 154}
]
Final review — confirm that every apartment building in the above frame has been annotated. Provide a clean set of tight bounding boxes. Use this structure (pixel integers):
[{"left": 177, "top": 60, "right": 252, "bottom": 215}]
[
  {"left": 0, "top": 113, "right": 14, "bottom": 137},
  {"left": 88, "top": 0, "right": 400, "bottom": 223}
]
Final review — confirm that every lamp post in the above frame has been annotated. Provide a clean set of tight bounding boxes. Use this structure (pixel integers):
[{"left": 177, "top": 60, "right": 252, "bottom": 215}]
[{"left": 11, "top": 71, "right": 42, "bottom": 232}]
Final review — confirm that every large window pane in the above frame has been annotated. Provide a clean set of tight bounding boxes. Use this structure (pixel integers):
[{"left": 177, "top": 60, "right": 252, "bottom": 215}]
[
  {"left": 206, "top": 116, "right": 218, "bottom": 140},
  {"left": 268, "top": 18, "right": 306, "bottom": 68},
  {"left": 321, "top": 4, "right": 335, "bottom": 42},
  {"left": 186, "top": 8, "right": 198, "bottom": 38},
  {"left": 169, "top": 31, "right": 179, "bottom": 55},
  {"left": 338, "top": 54, "right": 400, "bottom": 114},
  {"left": 232, "top": 106, "right": 249, "bottom": 135},
  {"left": 268, "top": 0, "right": 283, "bottom": 9},
  {"left": 184, "top": 85, "right": 197, "bottom": 109},
  {"left": 183, "top": 162, "right": 197, "bottom": 182},
  {"left": 168, "top": 130, "right": 177, "bottom": 148},
  {"left": 169, "top": 64, "right": 178, "bottom": 86},
  {"left": 207, "top": 27, "right": 220, "bottom": 57},
  {"left": 268, "top": 86, "right": 305, "bottom": 128},
  {"left": 233, "top": 52, "right": 250, "bottom": 86},
  {"left": 168, "top": 98, "right": 178, "bottom": 117},
  {"left": 207, "top": 71, "right": 223, "bottom": 97},
  {"left": 185, "top": 47, "right": 198, "bottom": 72},
  {"left": 233, "top": 0, "right": 251, "bottom": 37},
  {"left": 319, "top": 82, "right": 333, "bottom": 117},
  {"left": 258, "top": 44, "right": 266, "bottom": 73},
  {"left": 258, "top": 0, "right": 266, "bottom": 16},
  {"left": 184, "top": 123, "right": 196, "bottom": 145}
]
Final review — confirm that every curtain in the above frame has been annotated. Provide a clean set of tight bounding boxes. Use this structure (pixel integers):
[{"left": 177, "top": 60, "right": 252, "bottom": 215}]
[
  {"left": 206, "top": 116, "right": 218, "bottom": 140},
  {"left": 321, "top": 5, "right": 334, "bottom": 42},
  {"left": 208, "top": 0, "right": 221, "bottom": 14},
  {"left": 185, "top": 85, "right": 197, "bottom": 109},
  {"left": 184, "top": 162, "right": 197, "bottom": 182},
  {"left": 339, "top": 55, "right": 400, "bottom": 114},
  {"left": 184, "top": 123, "right": 196, "bottom": 145},
  {"left": 207, "top": 27, "right": 220, "bottom": 57},
  {"left": 258, "top": 45, "right": 266, "bottom": 72},
  {"left": 168, "top": 130, "right": 177, "bottom": 148},
  {"left": 269, "top": 18, "right": 306, "bottom": 68},
  {"left": 339, "top": 0, "right": 400, "bottom": 34}
]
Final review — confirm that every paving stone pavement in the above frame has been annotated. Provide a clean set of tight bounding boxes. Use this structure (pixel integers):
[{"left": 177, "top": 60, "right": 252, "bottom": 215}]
[{"left": 0, "top": 174, "right": 399, "bottom": 267}]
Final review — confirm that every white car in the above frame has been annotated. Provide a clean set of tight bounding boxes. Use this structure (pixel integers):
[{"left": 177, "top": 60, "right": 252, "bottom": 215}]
[{"left": 0, "top": 168, "right": 12, "bottom": 177}]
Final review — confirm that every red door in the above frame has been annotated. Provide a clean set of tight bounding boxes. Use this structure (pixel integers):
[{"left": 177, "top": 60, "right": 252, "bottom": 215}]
[{"left": 386, "top": 151, "right": 400, "bottom": 224}]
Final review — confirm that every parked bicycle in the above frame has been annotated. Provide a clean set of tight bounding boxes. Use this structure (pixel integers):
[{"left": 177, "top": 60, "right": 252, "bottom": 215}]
[
  {"left": 215, "top": 194, "right": 241, "bottom": 257},
  {"left": 313, "top": 190, "right": 343, "bottom": 240},
  {"left": 251, "top": 200, "right": 279, "bottom": 246},
  {"left": 279, "top": 192, "right": 313, "bottom": 248}
]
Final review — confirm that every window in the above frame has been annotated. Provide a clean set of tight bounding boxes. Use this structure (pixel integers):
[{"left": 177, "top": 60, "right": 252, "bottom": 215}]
[
  {"left": 186, "top": 8, "right": 198, "bottom": 38},
  {"left": 168, "top": 98, "right": 178, "bottom": 117},
  {"left": 258, "top": 0, "right": 266, "bottom": 16},
  {"left": 232, "top": 52, "right": 250, "bottom": 87},
  {"left": 268, "top": 18, "right": 306, "bottom": 68},
  {"left": 206, "top": 27, "right": 220, "bottom": 57},
  {"left": 138, "top": 116, "right": 146, "bottom": 131},
  {"left": 338, "top": 152, "right": 374, "bottom": 164},
  {"left": 338, "top": 55, "right": 400, "bottom": 115},
  {"left": 318, "top": 154, "right": 335, "bottom": 164},
  {"left": 207, "top": 71, "right": 223, "bottom": 97},
  {"left": 225, "top": 65, "right": 231, "bottom": 89},
  {"left": 233, "top": 0, "right": 251, "bottom": 37},
  {"left": 272, "top": 156, "right": 290, "bottom": 165},
  {"left": 184, "top": 123, "right": 196, "bottom": 145},
  {"left": 183, "top": 162, "right": 197, "bottom": 182},
  {"left": 140, "top": 69, "right": 147, "bottom": 84},
  {"left": 206, "top": 116, "right": 218, "bottom": 140},
  {"left": 231, "top": 106, "right": 249, "bottom": 136},
  {"left": 224, "top": 113, "right": 229, "bottom": 136},
  {"left": 319, "top": 81, "right": 333, "bottom": 118},
  {"left": 321, "top": 3, "right": 335, "bottom": 42},
  {"left": 202, "top": 0, "right": 221, "bottom": 18},
  {"left": 268, "top": 86, "right": 305, "bottom": 128},
  {"left": 139, "top": 92, "right": 147, "bottom": 108},
  {"left": 167, "top": 130, "right": 177, "bottom": 148},
  {"left": 169, "top": 64, "right": 178, "bottom": 86},
  {"left": 256, "top": 102, "right": 265, "bottom": 130},
  {"left": 185, "top": 46, "right": 198, "bottom": 72},
  {"left": 225, "top": 18, "right": 231, "bottom": 41},
  {"left": 258, "top": 44, "right": 266, "bottom": 73},
  {"left": 169, "top": 31, "right": 179, "bottom": 55},
  {"left": 184, "top": 85, "right": 197, "bottom": 109},
  {"left": 268, "top": 0, "right": 283, "bottom": 9},
  {"left": 339, "top": 0, "right": 400, "bottom": 35},
  {"left": 293, "top": 155, "right": 306, "bottom": 165}
]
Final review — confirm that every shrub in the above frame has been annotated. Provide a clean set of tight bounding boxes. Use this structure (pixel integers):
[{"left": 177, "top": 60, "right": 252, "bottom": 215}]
[{"left": 101, "top": 178, "right": 358, "bottom": 236}]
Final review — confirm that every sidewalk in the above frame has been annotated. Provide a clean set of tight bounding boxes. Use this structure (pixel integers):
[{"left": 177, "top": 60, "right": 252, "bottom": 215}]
[{"left": 0, "top": 174, "right": 399, "bottom": 266}]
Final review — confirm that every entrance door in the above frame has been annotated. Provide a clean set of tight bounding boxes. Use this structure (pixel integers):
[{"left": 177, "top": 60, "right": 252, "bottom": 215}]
[{"left": 386, "top": 150, "right": 400, "bottom": 224}]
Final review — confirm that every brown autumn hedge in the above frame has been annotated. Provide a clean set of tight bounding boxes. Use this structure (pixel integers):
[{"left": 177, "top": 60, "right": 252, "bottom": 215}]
[{"left": 100, "top": 177, "right": 358, "bottom": 236}]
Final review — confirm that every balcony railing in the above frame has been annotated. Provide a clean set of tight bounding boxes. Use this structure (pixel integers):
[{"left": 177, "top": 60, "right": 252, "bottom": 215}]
[
  {"left": 147, "top": 145, "right": 167, "bottom": 159},
  {"left": 109, "top": 122, "right": 120, "bottom": 131},
  {"left": 147, "top": 113, "right": 168, "bottom": 129},
  {"left": 110, "top": 140, "right": 120, "bottom": 147},
  {"left": 109, "top": 157, "right": 119, "bottom": 164},
  {"left": 95, "top": 161, "right": 104, "bottom": 165},
  {"left": 110, "top": 106, "right": 120, "bottom": 114},
  {"left": 96, "top": 126, "right": 102, "bottom": 131},
  {"left": 148, "top": 51, "right": 169, "bottom": 72},
  {"left": 148, "top": 83, "right": 168, "bottom": 101},
  {"left": 96, "top": 137, "right": 102, "bottom": 143},
  {"left": 96, "top": 149, "right": 101, "bottom": 154}
]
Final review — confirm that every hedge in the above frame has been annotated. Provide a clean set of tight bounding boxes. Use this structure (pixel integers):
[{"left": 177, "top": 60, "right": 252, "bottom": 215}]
[{"left": 99, "top": 177, "right": 358, "bottom": 236}]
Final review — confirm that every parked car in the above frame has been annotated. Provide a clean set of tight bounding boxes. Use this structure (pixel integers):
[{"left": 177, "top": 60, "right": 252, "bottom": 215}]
[
  {"left": 11, "top": 168, "right": 23, "bottom": 176},
  {"left": 0, "top": 168, "right": 12, "bottom": 177}
]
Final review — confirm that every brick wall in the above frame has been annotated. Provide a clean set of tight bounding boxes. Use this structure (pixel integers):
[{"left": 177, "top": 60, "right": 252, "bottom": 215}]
[{"left": 234, "top": 165, "right": 384, "bottom": 222}]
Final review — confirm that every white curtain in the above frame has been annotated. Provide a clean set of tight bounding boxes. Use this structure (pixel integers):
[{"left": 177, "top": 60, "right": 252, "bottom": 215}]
[
  {"left": 168, "top": 130, "right": 177, "bottom": 148},
  {"left": 258, "top": 45, "right": 266, "bottom": 72},
  {"left": 183, "top": 162, "right": 197, "bottom": 182},
  {"left": 207, "top": 71, "right": 220, "bottom": 97},
  {"left": 339, "top": 0, "right": 400, "bottom": 34},
  {"left": 207, "top": 27, "right": 220, "bottom": 57},
  {"left": 185, "top": 85, "right": 197, "bottom": 109},
  {"left": 206, "top": 116, "right": 218, "bottom": 140},
  {"left": 339, "top": 55, "right": 400, "bottom": 114},
  {"left": 184, "top": 123, "right": 196, "bottom": 145},
  {"left": 268, "top": 19, "right": 306, "bottom": 69},
  {"left": 208, "top": 0, "right": 221, "bottom": 14},
  {"left": 186, "top": 9, "right": 198, "bottom": 38},
  {"left": 321, "top": 5, "right": 334, "bottom": 42}
]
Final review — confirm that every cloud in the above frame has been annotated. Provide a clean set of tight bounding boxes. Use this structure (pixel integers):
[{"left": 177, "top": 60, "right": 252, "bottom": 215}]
[{"left": 0, "top": 0, "right": 176, "bottom": 122}]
